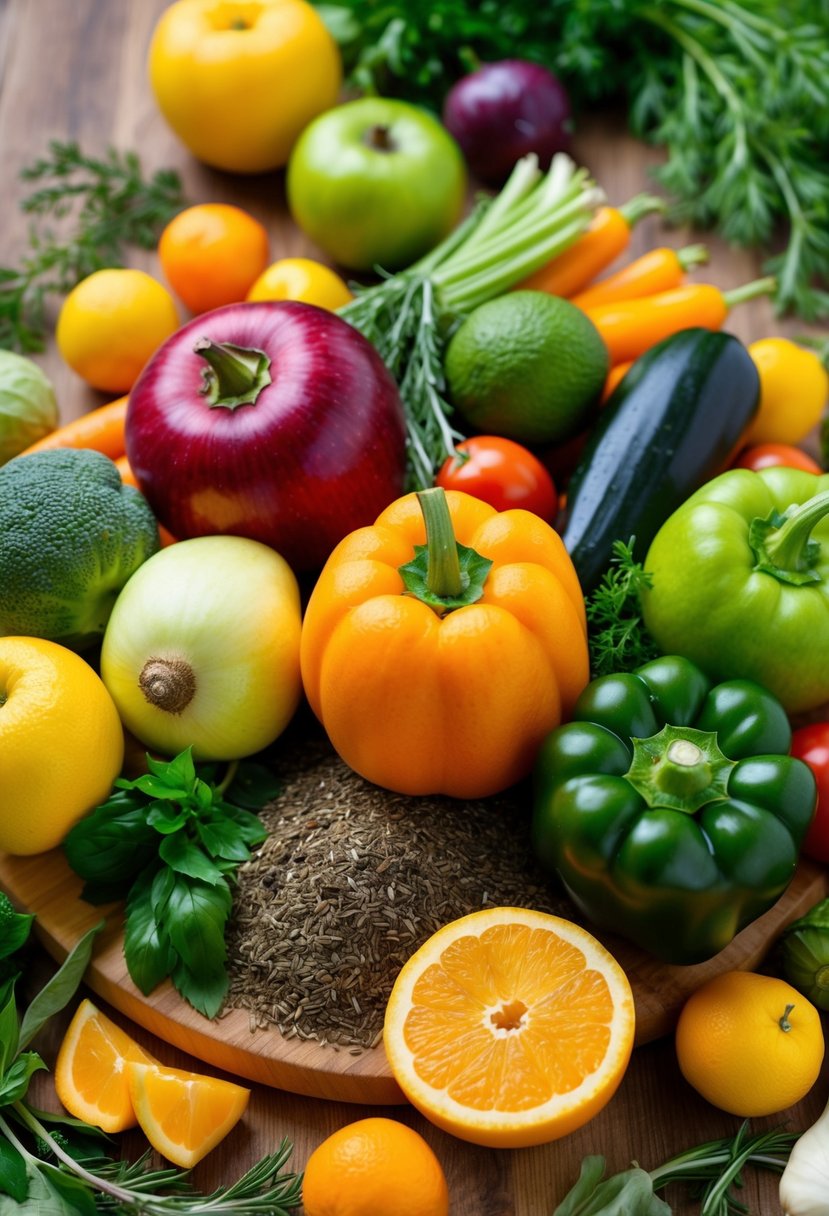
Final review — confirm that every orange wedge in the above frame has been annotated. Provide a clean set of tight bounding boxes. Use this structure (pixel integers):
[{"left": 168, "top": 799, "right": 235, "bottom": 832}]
[
  {"left": 127, "top": 1061, "right": 250, "bottom": 1169},
  {"left": 383, "top": 907, "right": 635, "bottom": 1148},
  {"left": 55, "top": 998, "right": 156, "bottom": 1133}
]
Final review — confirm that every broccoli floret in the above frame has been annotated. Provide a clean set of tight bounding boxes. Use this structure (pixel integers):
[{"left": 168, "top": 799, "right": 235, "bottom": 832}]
[{"left": 0, "top": 448, "right": 160, "bottom": 648}]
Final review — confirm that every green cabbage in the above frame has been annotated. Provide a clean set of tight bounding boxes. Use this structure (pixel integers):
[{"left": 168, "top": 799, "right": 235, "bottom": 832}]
[{"left": 0, "top": 349, "right": 58, "bottom": 465}]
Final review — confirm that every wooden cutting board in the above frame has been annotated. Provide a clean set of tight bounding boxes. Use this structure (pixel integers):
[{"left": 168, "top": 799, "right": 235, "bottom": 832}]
[{"left": 2, "top": 847, "right": 826, "bottom": 1105}]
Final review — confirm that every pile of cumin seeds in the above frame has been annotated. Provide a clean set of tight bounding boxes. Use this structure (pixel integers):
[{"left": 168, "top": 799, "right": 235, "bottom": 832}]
[{"left": 224, "top": 738, "right": 575, "bottom": 1051}]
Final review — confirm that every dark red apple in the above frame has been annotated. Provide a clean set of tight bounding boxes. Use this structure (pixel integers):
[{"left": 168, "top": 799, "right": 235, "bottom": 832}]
[
  {"left": 125, "top": 301, "right": 407, "bottom": 571},
  {"left": 442, "top": 59, "right": 572, "bottom": 186}
]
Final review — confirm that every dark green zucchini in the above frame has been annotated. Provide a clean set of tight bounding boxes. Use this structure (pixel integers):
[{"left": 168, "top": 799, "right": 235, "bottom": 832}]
[{"left": 559, "top": 327, "right": 760, "bottom": 592}]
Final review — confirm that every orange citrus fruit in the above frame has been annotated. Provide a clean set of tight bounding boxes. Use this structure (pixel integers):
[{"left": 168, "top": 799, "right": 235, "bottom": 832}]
[
  {"left": 56, "top": 268, "right": 179, "bottom": 393},
  {"left": 0, "top": 637, "right": 124, "bottom": 855},
  {"left": 383, "top": 907, "right": 635, "bottom": 1148},
  {"left": 302, "top": 1117, "right": 449, "bottom": 1216},
  {"left": 158, "top": 203, "right": 270, "bottom": 314},
  {"left": 55, "top": 998, "right": 156, "bottom": 1132},
  {"left": 675, "top": 970, "right": 825, "bottom": 1117},
  {"left": 127, "top": 1061, "right": 250, "bottom": 1169},
  {"left": 246, "top": 257, "right": 352, "bottom": 310}
]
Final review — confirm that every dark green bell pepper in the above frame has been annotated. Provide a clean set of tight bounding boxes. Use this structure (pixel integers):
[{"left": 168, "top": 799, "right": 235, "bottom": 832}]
[
  {"left": 532, "top": 655, "right": 816, "bottom": 965},
  {"left": 640, "top": 466, "right": 829, "bottom": 713}
]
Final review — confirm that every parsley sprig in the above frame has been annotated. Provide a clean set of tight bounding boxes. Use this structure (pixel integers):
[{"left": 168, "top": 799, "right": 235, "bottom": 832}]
[
  {"left": 0, "top": 920, "right": 301, "bottom": 1213},
  {"left": 315, "top": 0, "right": 829, "bottom": 319},
  {"left": 0, "top": 141, "right": 186, "bottom": 352},
  {"left": 585, "top": 539, "right": 661, "bottom": 678},
  {"left": 63, "top": 748, "right": 277, "bottom": 1019}
]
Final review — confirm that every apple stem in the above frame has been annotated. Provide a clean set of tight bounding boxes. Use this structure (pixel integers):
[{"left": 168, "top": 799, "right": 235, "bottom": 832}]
[
  {"left": 365, "top": 124, "right": 396, "bottom": 153},
  {"left": 194, "top": 338, "right": 272, "bottom": 411}
]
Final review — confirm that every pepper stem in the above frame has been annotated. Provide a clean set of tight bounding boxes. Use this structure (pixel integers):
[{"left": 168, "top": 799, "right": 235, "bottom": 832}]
[
  {"left": 194, "top": 338, "right": 272, "bottom": 410},
  {"left": 625, "top": 725, "right": 735, "bottom": 813},
  {"left": 779, "top": 1004, "right": 795, "bottom": 1032},
  {"left": 397, "top": 487, "right": 493, "bottom": 615},
  {"left": 754, "top": 489, "right": 829, "bottom": 580},
  {"left": 417, "top": 488, "right": 462, "bottom": 598},
  {"left": 723, "top": 276, "right": 777, "bottom": 310}
]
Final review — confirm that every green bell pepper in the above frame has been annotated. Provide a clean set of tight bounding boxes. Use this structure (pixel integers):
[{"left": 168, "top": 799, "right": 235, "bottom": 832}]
[
  {"left": 532, "top": 655, "right": 816, "bottom": 965},
  {"left": 640, "top": 466, "right": 829, "bottom": 713}
]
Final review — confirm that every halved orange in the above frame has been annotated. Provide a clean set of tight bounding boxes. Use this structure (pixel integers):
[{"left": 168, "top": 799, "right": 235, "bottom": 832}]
[
  {"left": 54, "top": 998, "right": 156, "bottom": 1132},
  {"left": 383, "top": 907, "right": 635, "bottom": 1148},
  {"left": 127, "top": 1061, "right": 250, "bottom": 1169}
]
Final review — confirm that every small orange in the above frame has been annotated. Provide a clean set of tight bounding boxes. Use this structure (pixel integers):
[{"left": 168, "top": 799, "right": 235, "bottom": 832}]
[
  {"left": 158, "top": 203, "right": 270, "bottom": 314},
  {"left": 675, "top": 970, "right": 825, "bottom": 1117},
  {"left": 301, "top": 1118, "right": 449, "bottom": 1216},
  {"left": 56, "top": 268, "right": 179, "bottom": 393},
  {"left": 383, "top": 907, "right": 635, "bottom": 1149},
  {"left": 55, "top": 998, "right": 156, "bottom": 1132},
  {"left": 127, "top": 1061, "right": 250, "bottom": 1169},
  {"left": 246, "top": 257, "right": 352, "bottom": 311},
  {"left": 0, "top": 637, "right": 124, "bottom": 855}
]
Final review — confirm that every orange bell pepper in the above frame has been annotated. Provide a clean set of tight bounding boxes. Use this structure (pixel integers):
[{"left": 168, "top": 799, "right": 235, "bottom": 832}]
[{"left": 300, "top": 488, "right": 589, "bottom": 800}]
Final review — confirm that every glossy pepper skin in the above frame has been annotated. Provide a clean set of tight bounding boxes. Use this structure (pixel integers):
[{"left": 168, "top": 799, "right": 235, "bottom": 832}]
[
  {"left": 301, "top": 488, "right": 589, "bottom": 799},
  {"left": 641, "top": 466, "right": 829, "bottom": 713},
  {"left": 532, "top": 655, "right": 816, "bottom": 964}
]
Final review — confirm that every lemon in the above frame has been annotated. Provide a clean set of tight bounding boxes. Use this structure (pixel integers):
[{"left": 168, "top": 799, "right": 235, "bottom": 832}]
[{"left": 445, "top": 291, "right": 609, "bottom": 444}]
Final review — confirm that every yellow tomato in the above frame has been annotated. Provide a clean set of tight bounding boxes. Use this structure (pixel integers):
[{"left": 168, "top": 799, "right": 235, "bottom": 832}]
[
  {"left": 746, "top": 337, "right": 829, "bottom": 446},
  {"left": 246, "top": 256, "right": 352, "bottom": 310},
  {"left": 148, "top": 0, "right": 342, "bottom": 174},
  {"left": 56, "top": 269, "right": 179, "bottom": 394}
]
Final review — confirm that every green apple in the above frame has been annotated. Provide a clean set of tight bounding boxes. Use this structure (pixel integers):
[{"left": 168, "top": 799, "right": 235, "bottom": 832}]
[{"left": 286, "top": 97, "right": 467, "bottom": 273}]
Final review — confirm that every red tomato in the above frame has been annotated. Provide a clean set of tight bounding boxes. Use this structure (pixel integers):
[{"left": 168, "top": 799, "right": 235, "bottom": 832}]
[
  {"left": 436, "top": 436, "right": 558, "bottom": 521},
  {"left": 733, "top": 443, "right": 822, "bottom": 474},
  {"left": 790, "top": 723, "right": 829, "bottom": 863}
]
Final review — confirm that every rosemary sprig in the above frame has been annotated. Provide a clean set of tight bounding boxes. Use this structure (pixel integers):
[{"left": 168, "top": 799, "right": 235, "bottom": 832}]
[{"left": 0, "top": 141, "right": 186, "bottom": 352}]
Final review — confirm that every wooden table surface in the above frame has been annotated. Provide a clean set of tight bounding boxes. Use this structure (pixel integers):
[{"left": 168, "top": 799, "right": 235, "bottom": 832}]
[{"left": 2, "top": 2, "right": 828, "bottom": 1213}]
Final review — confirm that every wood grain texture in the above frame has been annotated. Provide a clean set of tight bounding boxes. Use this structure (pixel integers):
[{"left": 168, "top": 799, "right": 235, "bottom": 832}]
[
  {"left": 3, "top": 0, "right": 829, "bottom": 1212},
  {"left": 1, "top": 848, "right": 827, "bottom": 1107}
]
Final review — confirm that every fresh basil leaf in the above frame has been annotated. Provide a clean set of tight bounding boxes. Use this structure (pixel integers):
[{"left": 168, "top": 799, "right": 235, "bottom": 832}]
[
  {"left": 163, "top": 875, "right": 230, "bottom": 980},
  {"left": 0, "top": 1139, "right": 27, "bottom": 1201},
  {"left": 226, "top": 761, "right": 281, "bottom": 810},
  {"left": 146, "top": 801, "right": 189, "bottom": 833},
  {"left": 77, "top": 881, "right": 131, "bottom": 907},
  {"left": 159, "top": 746, "right": 197, "bottom": 791},
  {"left": 124, "top": 875, "right": 175, "bottom": 997},
  {"left": 27, "top": 1107, "right": 113, "bottom": 1152},
  {"left": 0, "top": 980, "right": 19, "bottom": 1074},
  {"left": 0, "top": 895, "right": 34, "bottom": 960},
  {"left": 18, "top": 923, "right": 102, "bottom": 1051},
  {"left": 196, "top": 817, "right": 255, "bottom": 862},
  {"left": 159, "top": 833, "right": 225, "bottom": 885},
  {"left": 0, "top": 1051, "right": 46, "bottom": 1104},
  {"left": 28, "top": 1164, "right": 97, "bottom": 1216},
  {"left": 171, "top": 955, "right": 228, "bottom": 1020},
  {"left": 63, "top": 804, "right": 158, "bottom": 886},
  {"left": 217, "top": 803, "right": 268, "bottom": 846},
  {"left": 130, "top": 775, "right": 190, "bottom": 801},
  {"left": 150, "top": 864, "right": 175, "bottom": 918}
]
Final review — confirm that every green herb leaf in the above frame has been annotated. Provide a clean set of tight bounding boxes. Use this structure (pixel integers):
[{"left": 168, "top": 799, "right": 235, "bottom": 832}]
[
  {"left": 146, "top": 801, "right": 190, "bottom": 834},
  {"left": 0, "top": 1139, "right": 27, "bottom": 1202},
  {"left": 124, "top": 871, "right": 176, "bottom": 998},
  {"left": 0, "top": 896, "right": 33, "bottom": 961},
  {"left": 128, "top": 775, "right": 192, "bottom": 802},
  {"left": 554, "top": 1156, "right": 670, "bottom": 1215},
  {"left": 196, "top": 814, "right": 261, "bottom": 861},
  {"left": 18, "top": 924, "right": 102, "bottom": 1052},
  {"left": 164, "top": 875, "right": 231, "bottom": 976},
  {"left": 159, "top": 832, "right": 226, "bottom": 885},
  {"left": 0, "top": 141, "right": 186, "bottom": 352},
  {"left": 0, "top": 983, "right": 19, "bottom": 1076},
  {"left": 585, "top": 538, "right": 661, "bottom": 677},
  {"left": 171, "top": 957, "right": 229, "bottom": 1022},
  {"left": 224, "top": 761, "right": 281, "bottom": 810},
  {"left": 0, "top": 1052, "right": 47, "bottom": 1106},
  {"left": 62, "top": 800, "right": 158, "bottom": 887}
]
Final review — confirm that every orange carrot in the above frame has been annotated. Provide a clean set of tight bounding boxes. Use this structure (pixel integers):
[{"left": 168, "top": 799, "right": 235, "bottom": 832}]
[
  {"left": 517, "top": 195, "right": 664, "bottom": 298},
  {"left": 584, "top": 277, "right": 777, "bottom": 367},
  {"left": 115, "top": 454, "right": 176, "bottom": 546},
  {"left": 20, "top": 395, "right": 128, "bottom": 459},
  {"left": 601, "top": 361, "right": 633, "bottom": 404},
  {"left": 571, "top": 244, "right": 709, "bottom": 312}
]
